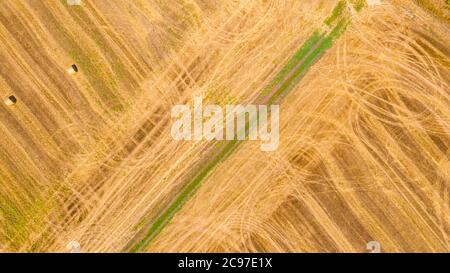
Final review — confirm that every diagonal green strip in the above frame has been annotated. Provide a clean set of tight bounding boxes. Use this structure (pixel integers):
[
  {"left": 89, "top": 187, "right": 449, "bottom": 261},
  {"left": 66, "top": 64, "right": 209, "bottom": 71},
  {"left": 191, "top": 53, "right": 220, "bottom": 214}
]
[
  {"left": 325, "top": 0, "right": 347, "bottom": 26},
  {"left": 268, "top": 18, "right": 350, "bottom": 105},
  {"left": 129, "top": 1, "right": 359, "bottom": 252},
  {"left": 129, "top": 140, "right": 241, "bottom": 253},
  {"left": 260, "top": 31, "right": 324, "bottom": 97}
]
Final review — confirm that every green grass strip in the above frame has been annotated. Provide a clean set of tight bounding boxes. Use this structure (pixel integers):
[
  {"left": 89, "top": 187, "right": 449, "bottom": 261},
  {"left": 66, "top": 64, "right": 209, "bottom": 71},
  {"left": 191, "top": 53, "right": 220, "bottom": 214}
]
[
  {"left": 129, "top": 1, "right": 357, "bottom": 252},
  {"left": 268, "top": 18, "right": 350, "bottom": 105},
  {"left": 260, "top": 31, "right": 324, "bottom": 97},
  {"left": 325, "top": 0, "right": 347, "bottom": 26},
  {"left": 129, "top": 139, "right": 242, "bottom": 252}
]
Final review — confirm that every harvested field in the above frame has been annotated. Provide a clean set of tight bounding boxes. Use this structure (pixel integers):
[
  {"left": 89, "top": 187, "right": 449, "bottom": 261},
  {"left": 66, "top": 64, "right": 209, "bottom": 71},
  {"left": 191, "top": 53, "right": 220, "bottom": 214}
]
[{"left": 0, "top": 0, "right": 449, "bottom": 253}]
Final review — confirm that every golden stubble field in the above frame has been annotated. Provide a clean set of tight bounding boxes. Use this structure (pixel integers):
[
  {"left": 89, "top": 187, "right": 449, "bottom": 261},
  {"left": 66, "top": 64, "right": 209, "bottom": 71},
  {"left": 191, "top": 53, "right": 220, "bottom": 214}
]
[{"left": 0, "top": 0, "right": 449, "bottom": 252}]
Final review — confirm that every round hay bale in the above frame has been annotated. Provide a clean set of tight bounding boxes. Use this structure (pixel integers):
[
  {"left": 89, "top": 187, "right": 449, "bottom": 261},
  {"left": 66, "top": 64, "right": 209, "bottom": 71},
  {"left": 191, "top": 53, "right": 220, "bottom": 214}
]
[
  {"left": 67, "top": 64, "right": 79, "bottom": 75},
  {"left": 4, "top": 95, "right": 17, "bottom": 106}
]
